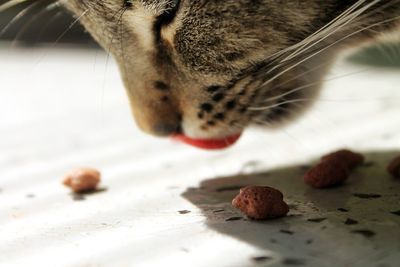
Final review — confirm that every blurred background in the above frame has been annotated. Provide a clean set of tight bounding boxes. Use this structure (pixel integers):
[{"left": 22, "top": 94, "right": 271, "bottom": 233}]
[
  {"left": 0, "top": 0, "right": 95, "bottom": 45},
  {"left": 1, "top": 3, "right": 400, "bottom": 267}
]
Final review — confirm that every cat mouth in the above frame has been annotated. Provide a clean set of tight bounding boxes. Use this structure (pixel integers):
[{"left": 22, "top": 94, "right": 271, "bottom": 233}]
[{"left": 173, "top": 133, "right": 242, "bottom": 150}]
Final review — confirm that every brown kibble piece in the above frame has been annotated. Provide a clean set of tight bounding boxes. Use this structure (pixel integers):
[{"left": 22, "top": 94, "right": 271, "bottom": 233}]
[
  {"left": 63, "top": 168, "right": 101, "bottom": 193},
  {"left": 232, "top": 186, "right": 289, "bottom": 220},
  {"left": 304, "top": 160, "right": 349, "bottom": 188},
  {"left": 387, "top": 156, "right": 400, "bottom": 178},
  {"left": 321, "top": 149, "right": 364, "bottom": 169}
]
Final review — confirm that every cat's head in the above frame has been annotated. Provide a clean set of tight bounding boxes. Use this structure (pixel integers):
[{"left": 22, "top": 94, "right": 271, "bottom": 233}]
[{"left": 62, "top": 0, "right": 365, "bottom": 148}]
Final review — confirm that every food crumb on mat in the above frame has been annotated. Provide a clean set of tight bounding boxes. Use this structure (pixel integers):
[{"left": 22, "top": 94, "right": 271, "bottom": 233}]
[
  {"left": 178, "top": 210, "right": 191, "bottom": 215},
  {"left": 251, "top": 256, "right": 272, "bottom": 263},
  {"left": 280, "top": 229, "right": 294, "bottom": 235},
  {"left": 353, "top": 193, "right": 382, "bottom": 199},
  {"left": 390, "top": 210, "right": 400, "bottom": 216},
  {"left": 344, "top": 218, "right": 358, "bottom": 225},
  {"left": 307, "top": 217, "right": 327, "bottom": 223},
  {"left": 63, "top": 167, "right": 101, "bottom": 193},
  {"left": 225, "top": 216, "right": 243, "bottom": 221},
  {"left": 337, "top": 208, "right": 349, "bottom": 212}
]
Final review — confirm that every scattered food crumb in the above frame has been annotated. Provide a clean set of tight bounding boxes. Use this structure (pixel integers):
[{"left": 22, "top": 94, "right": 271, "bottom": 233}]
[
  {"left": 178, "top": 210, "right": 191, "bottom": 215},
  {"left": 390, "top": 210, "right": 400, "bottom": 216},
  {"left": 280, "top": 229, "right": 294, "bottom": 235},
  {"left": 337, "top": 208, "right": 349, "bottom": 212},
  {"left": 252, "top": 256, "right": 272, "bottom": 263},
  {"left": 307, "top": 217, "right": 327, "bottom": 223},
  {"left": 344, "top": 218, "right": 359, "bottom": 225},
  {"left": 225, "top": 216, "right": 243, "bottom": 221},
  {"left": 282, "top": 258, "right": 306, "bottom": 265},
  {"left": 353, "top": 193, "right": 382, "bottom": 199},
  {"left": 306, "top": 239, "right": 314, "bottom": 245},
  {"left": 387, "top": 155, "right": 400, "bottom": 178},
  {"left": 351, "top": 229, "right": 376, "bottom": 238},
  {"left": 232, "top": 186, "right": 289, "bottom": 220},
  {"left": 212, "top": 209, "right": 225, "bottom": 213},
  {"left": 180, "top": 248, "right": 190, "bottom": 253},
  {"left": 63, "top": 168, "right": 101, "bottom": 193}
]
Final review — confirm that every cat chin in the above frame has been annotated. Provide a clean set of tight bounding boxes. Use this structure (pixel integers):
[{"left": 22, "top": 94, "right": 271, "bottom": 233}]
[{"left": 183, "top": 128, "right": 243, "bottom": 141}]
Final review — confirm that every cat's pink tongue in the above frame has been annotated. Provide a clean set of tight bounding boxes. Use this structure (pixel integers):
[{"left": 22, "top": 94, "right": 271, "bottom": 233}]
[{"left": 173, "top": 133, "right": 242, "bottom": 150}]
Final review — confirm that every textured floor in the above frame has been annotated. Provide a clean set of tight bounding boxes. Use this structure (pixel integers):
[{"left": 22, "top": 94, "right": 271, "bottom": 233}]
[{"left": 0, "top": 45, "right": 399, "bottom": 267}]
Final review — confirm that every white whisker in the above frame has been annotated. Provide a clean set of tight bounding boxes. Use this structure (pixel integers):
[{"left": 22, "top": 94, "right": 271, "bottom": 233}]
[
  {"left": 257, "top": 66, "right": 373, "bottom": 105},
  {"left": 281, "top": 0, "right": 378, "bottom": 63},
  {"left": 0, "top": 0, "right": 29, "bottom": 13},
  {"left": 11, "top": 1, "right": 60, "bottom": 46},
  {"left": 256, "top": 14, "right": 400, "bottom": 95},
  {"left": 0, "top": 0, "right": 41, "bottom": 37}
]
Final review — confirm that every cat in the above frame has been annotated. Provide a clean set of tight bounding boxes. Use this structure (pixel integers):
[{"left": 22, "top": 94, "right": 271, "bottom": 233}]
[{"left": 60, "top": 0, "right": 399, "bottom": 148}]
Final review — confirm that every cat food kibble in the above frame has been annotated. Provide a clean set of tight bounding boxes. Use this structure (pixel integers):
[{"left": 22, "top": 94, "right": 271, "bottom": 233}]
[
  {"left": 304, "top": 160, "right": 349, "bottom": 188},
  {"left": 321, "top": 149, "right": 364, "bottom": 169},
  {"left": 63, "top": 168, "right": 101, "bottom": 193},
  {"left": 232, "top": 186, "right": 289, "bottom": 220},
  {"left": 304, "top": 149, "right": 365, "bottom": 188},
  {"left": 387, "top": 156, "right": 400, "bottom": 178}
]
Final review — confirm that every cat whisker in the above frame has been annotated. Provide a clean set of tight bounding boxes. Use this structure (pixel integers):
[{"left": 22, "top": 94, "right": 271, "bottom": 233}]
[
  {"left": 10, "top": 0, "right": 60, "bottom": 46},
  {"left": 0, "top": 0, "right": 30, "bottom": 13},
  {"left": 261, "top": 0, "right": 396, "bottom": 80},
  {"left": 50, "top": 7, "right": 89, "bottom": 46},
  {"left": 257, "top": 66, "right": 373, "bottom": 105},
  {"left": 281, "top": 0, "right": 379, "bottom": 63},
  {"left": 101, "top": 6, "right": 129, "bottom": 118},
  {"left": 0, "top": 0, "right": 41, "bottom": 37},
  {"left": 32, "top": 8, "right": 63, "bottom": 44},
  {"left": 249, "top": 98, "right": 318, "bottom": 112},
  {"left": 256, "top": 13, "right": 400, "bottom": 96},
  {"left": 254, "top": 0, "right": 372, "bottom": 73},
  {"left": 252, "top": 1, "right": 372, "bottom": 69},
  {"left": 252, "top": 116, "right": 303, "bottom": 145}
]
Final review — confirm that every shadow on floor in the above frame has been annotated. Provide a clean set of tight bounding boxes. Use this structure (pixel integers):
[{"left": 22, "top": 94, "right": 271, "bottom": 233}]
[{"left": 182, "top": 150, "right": 400, "bottom": 267}]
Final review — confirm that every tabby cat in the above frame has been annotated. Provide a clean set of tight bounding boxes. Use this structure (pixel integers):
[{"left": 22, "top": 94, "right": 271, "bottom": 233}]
[{"left": 47, "top": 1, "right": 400, "bottom": 148}]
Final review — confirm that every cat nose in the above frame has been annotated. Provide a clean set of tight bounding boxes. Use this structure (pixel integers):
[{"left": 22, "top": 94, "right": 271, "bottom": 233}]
[
  {"left": 125, "top": 80, "right": 183, "bottom": 137},
  {"left": 130, "top": 96, "right": 182, "bottom": 137}
]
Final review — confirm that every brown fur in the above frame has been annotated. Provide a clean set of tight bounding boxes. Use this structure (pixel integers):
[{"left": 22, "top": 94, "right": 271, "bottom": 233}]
[{"left": 62, "top": 0, "right": 400, "bottom": 138}]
